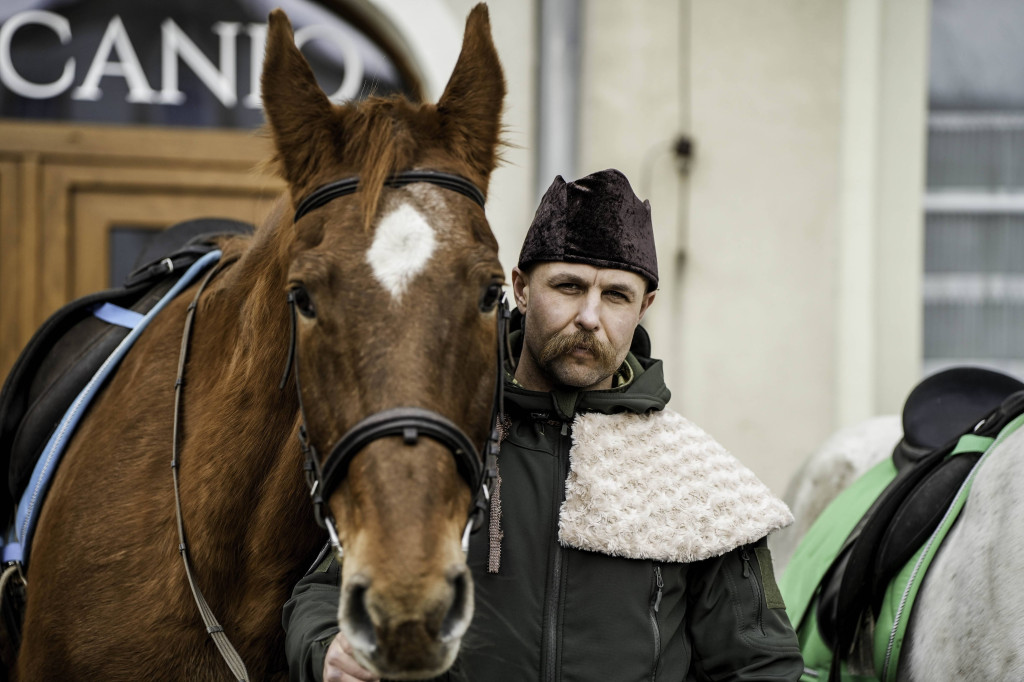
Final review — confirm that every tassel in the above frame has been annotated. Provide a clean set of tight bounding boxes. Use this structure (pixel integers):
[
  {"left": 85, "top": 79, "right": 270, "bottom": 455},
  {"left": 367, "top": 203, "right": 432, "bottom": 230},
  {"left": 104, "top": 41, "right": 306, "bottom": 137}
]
[
  {"left": 487, "top": 414, "right": 510, "bottom": 573},
  {"left": 487, "top": 465, "right": 503, "bottom": 573}
]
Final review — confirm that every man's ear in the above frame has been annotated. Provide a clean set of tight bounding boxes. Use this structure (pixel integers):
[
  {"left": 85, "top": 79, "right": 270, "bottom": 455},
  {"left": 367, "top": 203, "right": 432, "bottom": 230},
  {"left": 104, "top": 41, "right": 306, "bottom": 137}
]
[
  {"left": 638, "top": 291, "right": 657, "bottom": 321},
  {"left": 511, "top": 266, "right": 529, "bottom": 312}
]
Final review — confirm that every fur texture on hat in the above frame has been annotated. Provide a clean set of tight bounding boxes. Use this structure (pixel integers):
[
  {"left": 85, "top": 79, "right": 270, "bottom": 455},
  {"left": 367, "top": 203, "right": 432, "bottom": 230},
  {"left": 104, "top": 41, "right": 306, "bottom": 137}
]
[{"left": 518, "top": 169, "right": 659, "bottom": 289}]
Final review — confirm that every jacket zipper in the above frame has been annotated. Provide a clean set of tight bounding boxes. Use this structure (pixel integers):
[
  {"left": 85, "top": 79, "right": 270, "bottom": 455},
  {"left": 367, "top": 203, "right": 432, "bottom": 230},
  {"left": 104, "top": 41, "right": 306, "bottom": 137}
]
[
  {"left": 542, "top": 420, "right": 571, "bottom": 682},
  {"left": 740, "top": 550, "right": 766, "bottom": 636},
  {"left": 649, "top": 563, "right": 663, "bottom": 681}
]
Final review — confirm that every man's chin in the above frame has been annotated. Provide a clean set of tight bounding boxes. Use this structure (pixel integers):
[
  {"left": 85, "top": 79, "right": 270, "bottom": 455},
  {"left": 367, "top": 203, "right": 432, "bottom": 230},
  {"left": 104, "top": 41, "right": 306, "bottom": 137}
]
[{"left": 546, "top": 359, "right": 613, "bottom": 390}]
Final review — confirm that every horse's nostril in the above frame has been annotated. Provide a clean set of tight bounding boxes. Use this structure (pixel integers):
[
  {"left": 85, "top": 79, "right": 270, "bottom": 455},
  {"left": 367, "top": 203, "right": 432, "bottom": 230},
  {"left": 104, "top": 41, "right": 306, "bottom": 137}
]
[
  {"left": 440, "top": 566, "right": 472, "bottom": 643},
  {"left": 342, "top": 578, "right": 378, "bottom": 652}
]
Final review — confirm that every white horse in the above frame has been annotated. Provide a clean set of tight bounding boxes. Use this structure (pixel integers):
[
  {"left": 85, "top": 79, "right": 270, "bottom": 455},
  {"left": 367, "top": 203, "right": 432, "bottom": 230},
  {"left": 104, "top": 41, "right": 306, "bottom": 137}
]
[
  {"left": 771, "top": 415, "right": 901, "bottom": 569},
  {"left": 779, "top": 411, "right": 1024, "bottom": 679}
]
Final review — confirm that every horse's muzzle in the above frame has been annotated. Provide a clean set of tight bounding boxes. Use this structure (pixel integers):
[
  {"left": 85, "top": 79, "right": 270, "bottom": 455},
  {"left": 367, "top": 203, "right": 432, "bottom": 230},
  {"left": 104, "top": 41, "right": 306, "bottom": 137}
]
[{"left": 340, "top": 563, "right": 473, "bottom": 679}]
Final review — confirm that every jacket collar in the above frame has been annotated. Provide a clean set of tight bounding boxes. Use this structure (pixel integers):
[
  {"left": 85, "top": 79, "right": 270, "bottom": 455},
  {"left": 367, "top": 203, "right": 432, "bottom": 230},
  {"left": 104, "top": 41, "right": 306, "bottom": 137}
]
[{"left": 504, "top": 352, "right": 670, "bottom": 421}]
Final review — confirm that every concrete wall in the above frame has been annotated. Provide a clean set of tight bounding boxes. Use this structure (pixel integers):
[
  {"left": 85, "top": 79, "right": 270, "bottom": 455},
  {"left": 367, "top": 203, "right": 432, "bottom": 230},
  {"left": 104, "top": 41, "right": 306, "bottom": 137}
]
[{"left": 577, "top": 0, "right": 687, "bottom": 422}]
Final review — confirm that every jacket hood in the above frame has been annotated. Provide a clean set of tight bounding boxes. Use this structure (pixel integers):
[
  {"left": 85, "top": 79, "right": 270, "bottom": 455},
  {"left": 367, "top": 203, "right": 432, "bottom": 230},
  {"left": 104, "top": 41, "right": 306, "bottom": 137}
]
[{"left": 503, "top": 308, "right": 671, "bottom": 420}]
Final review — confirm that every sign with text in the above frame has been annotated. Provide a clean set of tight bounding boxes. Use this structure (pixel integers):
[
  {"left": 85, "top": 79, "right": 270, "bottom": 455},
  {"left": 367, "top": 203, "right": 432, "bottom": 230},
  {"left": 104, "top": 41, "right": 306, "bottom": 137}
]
[{"left": 0, "top": 0, "right": 415, "bottom": 128}]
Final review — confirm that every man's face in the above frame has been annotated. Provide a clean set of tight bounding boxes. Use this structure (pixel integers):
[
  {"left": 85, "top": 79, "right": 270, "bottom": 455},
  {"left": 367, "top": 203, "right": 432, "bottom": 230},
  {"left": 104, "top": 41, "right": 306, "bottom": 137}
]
[{"left": 512, "top": 262, "right": 656, "bottom": 392}]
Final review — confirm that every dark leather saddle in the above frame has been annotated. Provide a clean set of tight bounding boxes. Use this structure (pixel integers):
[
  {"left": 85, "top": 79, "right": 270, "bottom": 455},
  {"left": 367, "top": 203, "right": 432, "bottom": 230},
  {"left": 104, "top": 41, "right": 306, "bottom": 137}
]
[
  {"left": 0, "top": 218, "right": 252, "bottom": 533},
  {"left": 816, "top": 366, "right": 1024, "bottom": 664}
]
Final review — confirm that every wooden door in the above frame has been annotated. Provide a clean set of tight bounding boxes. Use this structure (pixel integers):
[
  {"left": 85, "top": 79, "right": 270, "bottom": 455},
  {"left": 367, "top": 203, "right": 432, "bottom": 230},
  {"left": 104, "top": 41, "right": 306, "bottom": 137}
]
[{"left": 0, "top": 120, "right": 285, "bottom": 375}]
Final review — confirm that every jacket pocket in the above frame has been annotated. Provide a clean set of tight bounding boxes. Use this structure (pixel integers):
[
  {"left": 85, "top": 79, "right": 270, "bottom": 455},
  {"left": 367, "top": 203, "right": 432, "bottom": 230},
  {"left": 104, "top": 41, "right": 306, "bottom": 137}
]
[{"left": 740, "top": 549, "right": 766, "bottom": 636}]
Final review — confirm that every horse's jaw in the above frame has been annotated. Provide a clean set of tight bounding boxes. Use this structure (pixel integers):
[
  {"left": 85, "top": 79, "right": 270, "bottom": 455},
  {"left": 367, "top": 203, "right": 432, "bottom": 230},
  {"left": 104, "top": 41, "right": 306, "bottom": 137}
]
[{"left": 338, "top": 564, "right": 474, "bottom": 679}]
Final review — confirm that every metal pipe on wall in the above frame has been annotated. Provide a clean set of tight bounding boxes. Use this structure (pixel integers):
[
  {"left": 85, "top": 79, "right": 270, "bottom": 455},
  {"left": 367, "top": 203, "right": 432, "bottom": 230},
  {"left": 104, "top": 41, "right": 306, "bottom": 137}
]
[{"left": 535, "top": 0, "right": 581, "bottom": 201}]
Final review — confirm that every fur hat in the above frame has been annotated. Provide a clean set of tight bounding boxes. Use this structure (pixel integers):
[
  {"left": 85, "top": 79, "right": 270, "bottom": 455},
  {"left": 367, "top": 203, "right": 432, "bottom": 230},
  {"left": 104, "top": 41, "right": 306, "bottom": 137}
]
[{"left": 518, "top": 169, "right": 658, "bottom": 289}]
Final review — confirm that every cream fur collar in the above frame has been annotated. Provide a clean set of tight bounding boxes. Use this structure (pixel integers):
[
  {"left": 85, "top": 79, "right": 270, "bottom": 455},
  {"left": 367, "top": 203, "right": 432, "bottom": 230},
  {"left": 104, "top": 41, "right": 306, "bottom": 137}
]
[{"left": 558, "top": 409, "right": 793, "bottom": 563}]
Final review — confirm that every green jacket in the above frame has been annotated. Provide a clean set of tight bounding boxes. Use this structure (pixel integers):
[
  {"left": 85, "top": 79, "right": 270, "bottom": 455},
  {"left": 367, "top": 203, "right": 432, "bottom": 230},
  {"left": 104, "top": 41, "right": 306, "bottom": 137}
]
[{"left": 283, "top": 335, "right": 802, "bottom": 681}]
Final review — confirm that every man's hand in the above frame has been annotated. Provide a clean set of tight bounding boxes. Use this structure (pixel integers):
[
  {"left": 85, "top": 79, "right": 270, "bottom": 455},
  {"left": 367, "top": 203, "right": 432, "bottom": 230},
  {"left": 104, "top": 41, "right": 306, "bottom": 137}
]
[{"left": 323, "top": 633, "right": 380, "bottom": 682}]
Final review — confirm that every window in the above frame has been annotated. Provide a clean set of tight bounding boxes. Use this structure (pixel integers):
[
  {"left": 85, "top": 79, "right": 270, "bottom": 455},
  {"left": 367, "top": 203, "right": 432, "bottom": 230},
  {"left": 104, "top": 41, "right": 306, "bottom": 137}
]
[{"left": 923, "top": 0, "right": 1024, "bottom": 376}]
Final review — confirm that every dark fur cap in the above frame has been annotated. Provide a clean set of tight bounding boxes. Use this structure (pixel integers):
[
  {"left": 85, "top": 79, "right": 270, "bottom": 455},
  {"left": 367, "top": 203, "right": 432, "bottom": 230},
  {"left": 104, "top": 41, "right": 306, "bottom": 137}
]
[{"left": 517, "top": 169, "right": 658, "bottom": 289}]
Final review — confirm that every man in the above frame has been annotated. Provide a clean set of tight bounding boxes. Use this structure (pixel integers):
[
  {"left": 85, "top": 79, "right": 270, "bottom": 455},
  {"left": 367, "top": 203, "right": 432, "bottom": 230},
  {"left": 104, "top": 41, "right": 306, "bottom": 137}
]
[{"left": 283, "top": 169, "right": 804, "bottom": 681}]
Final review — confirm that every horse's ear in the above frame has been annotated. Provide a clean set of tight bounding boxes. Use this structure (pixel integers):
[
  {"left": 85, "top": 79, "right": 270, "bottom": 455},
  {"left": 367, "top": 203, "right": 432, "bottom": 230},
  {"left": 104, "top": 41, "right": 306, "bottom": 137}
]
[
  {"left": 437, "top": 4, "right": 506, "bottom": 189},
  {"left": 261, "top": 9, "right": 335, "bottom": 189}
]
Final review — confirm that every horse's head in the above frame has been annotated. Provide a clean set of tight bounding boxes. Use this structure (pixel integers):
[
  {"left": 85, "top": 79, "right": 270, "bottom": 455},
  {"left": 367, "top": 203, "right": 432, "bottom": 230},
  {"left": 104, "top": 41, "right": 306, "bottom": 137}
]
[{"left": 261, "top": 5, "right": 505, "bottom": 677}]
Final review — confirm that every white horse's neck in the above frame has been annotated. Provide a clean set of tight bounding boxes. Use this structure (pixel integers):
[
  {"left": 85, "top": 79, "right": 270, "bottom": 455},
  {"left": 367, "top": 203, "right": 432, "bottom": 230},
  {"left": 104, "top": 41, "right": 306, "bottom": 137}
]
[
  {"left": 904, "top": 425, "right": 1024, "bottom": 680},
  {"left": 772, "top": 415, "right": 901, "bottom": 569}
]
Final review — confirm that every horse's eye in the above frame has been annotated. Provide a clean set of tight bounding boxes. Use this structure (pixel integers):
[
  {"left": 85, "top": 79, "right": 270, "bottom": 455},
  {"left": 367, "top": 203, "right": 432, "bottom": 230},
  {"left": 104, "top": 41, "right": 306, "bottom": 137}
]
[
  {"left": 479, "top": 282, "right": 503, "bottom": 312},
  {"left": 290, "top": 286, "right": 316, "bottom": 319}
]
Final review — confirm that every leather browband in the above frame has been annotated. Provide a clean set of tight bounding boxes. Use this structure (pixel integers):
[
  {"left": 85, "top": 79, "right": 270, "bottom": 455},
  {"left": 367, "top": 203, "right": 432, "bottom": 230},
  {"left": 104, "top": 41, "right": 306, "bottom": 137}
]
[{"left": 293, "top": 170, "right": 486, "bottom": 222}]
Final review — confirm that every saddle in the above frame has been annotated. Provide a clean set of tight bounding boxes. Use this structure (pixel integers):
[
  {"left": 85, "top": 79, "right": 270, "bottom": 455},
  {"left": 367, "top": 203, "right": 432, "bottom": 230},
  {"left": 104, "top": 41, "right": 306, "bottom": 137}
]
[
  {"left": 816, "top": 366, "right": 1024, "bottom": 667},
  {"left": 0, "top": 218, "right": 252, "bottom": 534}
]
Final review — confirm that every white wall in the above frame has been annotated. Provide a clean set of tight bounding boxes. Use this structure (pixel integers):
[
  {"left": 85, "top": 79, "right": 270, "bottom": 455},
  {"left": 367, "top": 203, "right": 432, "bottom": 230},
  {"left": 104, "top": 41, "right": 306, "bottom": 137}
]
[
  {"left": 389, "top": 0, "right": 931, "bottom": 496},
  {"left": 682, "top": 1, "right": 846, "bottom": 494},
  {"left": 578, "top": 0, "right": 929, "bottom": 495},
  {"left": 577, "top": 0, "right": 687, "bottom": 410},
  {"left": 685, "top": 0, "right": 928, "bottom": 494}
]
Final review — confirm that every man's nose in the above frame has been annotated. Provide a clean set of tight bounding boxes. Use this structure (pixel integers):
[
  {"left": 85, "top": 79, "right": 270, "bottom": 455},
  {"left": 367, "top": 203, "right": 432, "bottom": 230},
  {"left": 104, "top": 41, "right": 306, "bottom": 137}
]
[{"left": 574, "top": 293, "right": 601, "bottom": 331}]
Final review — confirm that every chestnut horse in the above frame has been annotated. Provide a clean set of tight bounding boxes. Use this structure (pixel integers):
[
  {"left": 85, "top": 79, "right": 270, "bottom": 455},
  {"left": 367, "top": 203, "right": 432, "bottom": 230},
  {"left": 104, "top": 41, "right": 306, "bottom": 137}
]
[{"left": 10, "top": 5, "right": 505, "bottom": 680}]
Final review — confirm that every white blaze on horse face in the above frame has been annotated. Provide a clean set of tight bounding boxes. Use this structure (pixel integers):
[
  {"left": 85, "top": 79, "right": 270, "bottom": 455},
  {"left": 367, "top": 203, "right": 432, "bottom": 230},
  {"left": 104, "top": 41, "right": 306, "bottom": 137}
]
[{"left": 367, "top": 202, "right": 437, "bottom": 300}]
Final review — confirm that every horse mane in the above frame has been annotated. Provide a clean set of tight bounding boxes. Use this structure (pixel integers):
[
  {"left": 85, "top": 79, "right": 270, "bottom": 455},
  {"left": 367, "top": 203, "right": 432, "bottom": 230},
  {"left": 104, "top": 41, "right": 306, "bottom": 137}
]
[{"left": 336, "top": 99, "right": 417, "bottom": 229}]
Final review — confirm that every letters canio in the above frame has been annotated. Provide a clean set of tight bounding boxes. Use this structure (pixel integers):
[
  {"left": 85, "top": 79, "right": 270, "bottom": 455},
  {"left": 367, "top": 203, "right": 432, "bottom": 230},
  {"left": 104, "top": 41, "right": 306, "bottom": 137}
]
[{"left": 0, "top": 10, "right": 364, "bottom": 109}]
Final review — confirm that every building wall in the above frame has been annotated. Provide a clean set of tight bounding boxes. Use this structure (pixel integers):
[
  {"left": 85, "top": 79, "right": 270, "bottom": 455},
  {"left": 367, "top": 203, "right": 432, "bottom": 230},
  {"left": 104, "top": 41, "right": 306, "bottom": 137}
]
[
  {"left": 681, "top": 1, "right": 845, "bottom": 494},
  {"left": 577, "top": 0, "right": 687, "bottom": 424},
  {"left": 411, "top": 0, "right": 930, "bottom": 495},
  {"left": 0, "top": 0, "right": 931, "bottom": 495}
]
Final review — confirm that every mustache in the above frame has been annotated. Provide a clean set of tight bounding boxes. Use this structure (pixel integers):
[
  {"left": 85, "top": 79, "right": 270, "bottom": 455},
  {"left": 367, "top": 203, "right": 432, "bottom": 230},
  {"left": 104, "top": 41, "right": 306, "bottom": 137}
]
[{"left": 539, "top": 330, "right": 616, "bottom": 367}]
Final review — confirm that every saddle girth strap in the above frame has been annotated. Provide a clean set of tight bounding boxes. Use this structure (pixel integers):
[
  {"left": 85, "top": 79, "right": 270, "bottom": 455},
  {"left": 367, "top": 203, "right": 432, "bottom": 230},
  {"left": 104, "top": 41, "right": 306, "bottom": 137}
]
[{"left": 171, "top": 254, "right": 250, "bottom": 682}]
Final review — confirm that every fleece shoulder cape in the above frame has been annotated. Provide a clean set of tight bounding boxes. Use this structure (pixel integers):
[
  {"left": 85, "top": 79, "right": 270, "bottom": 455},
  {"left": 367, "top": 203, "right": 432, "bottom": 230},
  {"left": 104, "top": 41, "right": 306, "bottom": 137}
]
[{"left": 558, "top": 408, "right": 793, "bottom": 563}]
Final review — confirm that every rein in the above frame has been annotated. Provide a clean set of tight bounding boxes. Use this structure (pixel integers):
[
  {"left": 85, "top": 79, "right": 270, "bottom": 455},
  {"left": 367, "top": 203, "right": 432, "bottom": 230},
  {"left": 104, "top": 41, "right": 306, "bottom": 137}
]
[
  {"left": 171, "top": 254, "right": 250, "bottom": 682},
  {"left": 284, "top": 169, "right": 506, "bottom": 559}
]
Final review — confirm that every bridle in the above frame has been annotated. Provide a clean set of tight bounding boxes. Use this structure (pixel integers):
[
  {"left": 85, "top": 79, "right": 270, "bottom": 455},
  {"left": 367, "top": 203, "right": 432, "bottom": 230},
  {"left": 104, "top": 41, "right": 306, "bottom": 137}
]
[{"left": 282, "top": 170, "right": 508, "bottom": 559}]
